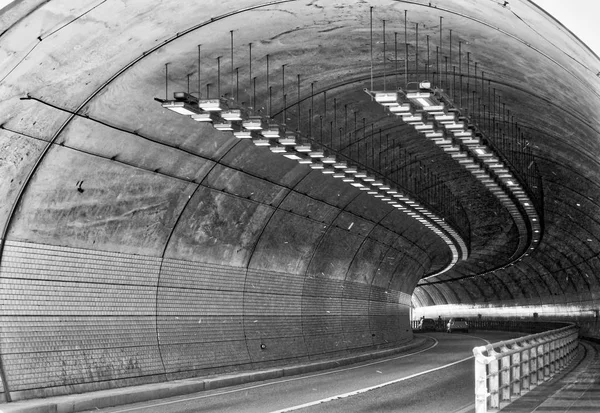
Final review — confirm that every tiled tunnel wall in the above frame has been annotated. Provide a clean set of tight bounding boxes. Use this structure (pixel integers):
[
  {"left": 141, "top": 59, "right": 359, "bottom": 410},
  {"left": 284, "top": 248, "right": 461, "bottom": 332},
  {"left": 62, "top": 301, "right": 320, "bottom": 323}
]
[{"left": 0, "top": 240, "right": 412, "bottom": 400}]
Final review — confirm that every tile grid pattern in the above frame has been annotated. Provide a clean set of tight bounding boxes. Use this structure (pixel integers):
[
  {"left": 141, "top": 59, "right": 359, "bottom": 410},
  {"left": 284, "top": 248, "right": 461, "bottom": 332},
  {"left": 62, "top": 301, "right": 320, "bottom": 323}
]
[{"left": 0, "top": 240, "right": 412, "bottom": 396}]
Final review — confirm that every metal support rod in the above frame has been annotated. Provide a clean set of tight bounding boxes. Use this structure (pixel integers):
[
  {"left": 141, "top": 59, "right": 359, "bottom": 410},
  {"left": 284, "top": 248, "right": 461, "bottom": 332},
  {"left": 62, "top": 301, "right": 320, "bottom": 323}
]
[
  {"left": 197, "top": 45, "right": 201, "bottom": 98},
  {"left": 269, "top": 86, "right": 272, "bottom": 119},
  {"left": 266, "top": 54, "right": 270, "bottom": 117},
  {"left": 311, "top": 82, "right": 315, "bottom": 135},
  {"left": 449, "top": 29, "right": 452, "bottom": 69},
  {"left": 445, "top": 56, "right": 448, "bottom": 93},
  {"left": 334, "top": 97, "right": 337, "bottom": 132},
  {"left": 466, "top": 52, "right": 470, "bottom": 115},
  {"left": 426, "top": 35, "right": 430, "bottom": 80},
  {"left": 236, "top": 68, "right": 239, "bottom": 101},
  {"left": 297, "top": 74, "right": 301, "bottom": 130},
  {"left": 164, "top": 63, "right": 169, "bottom": 100},
  {"left": 230, "top": 30, "right": 234, "bottom": 100},
  {"left": 217, "top": 56, "right": 221, "bottom": 98},
  {"left": 459, "top": 41, "right": 462, "bottom": 109},
  {"left": 395, "top": 32, "right": 398, "bottom": 89},
  {"left": 370, "top": 6, "right": 374, "bottom": 93},
  {"left": 248, "top": 43, "right": 252, "bottom": 106},
  {"left": 383, "top": 20, "right": 387, "bottom": 91},
  {"left": 405, "top": 10, "right": 408, "bottom": 87},
  {"left": 253, "top": 77, "right": 256, "bottom": 110},
  {"left": 436, "top": 46, "right": 439, "bottom": 87},
  {"left": 415, "top": 23, "right": 419, "bottom": 84},
  {"left": 282, "top": 64, "right": 287, "bottom": 124}
]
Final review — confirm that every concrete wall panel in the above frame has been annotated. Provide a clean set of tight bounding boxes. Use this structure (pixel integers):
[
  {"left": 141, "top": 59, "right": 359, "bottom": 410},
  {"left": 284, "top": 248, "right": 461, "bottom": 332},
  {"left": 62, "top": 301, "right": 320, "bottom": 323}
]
[
  {"left": 164, "top": 187, "right": 274, "bottom": 266},
  {"left": 8, "top": 147, "right": 194, "bottom": 255}
]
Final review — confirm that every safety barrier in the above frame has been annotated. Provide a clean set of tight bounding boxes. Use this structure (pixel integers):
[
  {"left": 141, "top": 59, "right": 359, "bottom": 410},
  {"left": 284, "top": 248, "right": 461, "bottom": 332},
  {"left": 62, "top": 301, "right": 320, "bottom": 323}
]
[
  {"left": 411, "top": 318, "right": 571, "bottom": 333},
  {"left": 472, "top": 323, "right": 579, "bottom": 413}
]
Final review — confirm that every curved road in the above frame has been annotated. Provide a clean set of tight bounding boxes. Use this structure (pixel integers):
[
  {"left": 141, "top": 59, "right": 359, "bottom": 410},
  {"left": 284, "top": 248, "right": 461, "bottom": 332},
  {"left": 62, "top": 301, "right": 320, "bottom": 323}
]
[{"left": 91, "top": 331, "right": 525, "bottom": 413}]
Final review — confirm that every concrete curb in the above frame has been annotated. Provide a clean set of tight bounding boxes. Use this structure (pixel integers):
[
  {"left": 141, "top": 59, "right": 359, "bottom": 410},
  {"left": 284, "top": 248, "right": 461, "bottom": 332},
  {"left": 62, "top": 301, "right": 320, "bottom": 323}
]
[{"left": 0, "top": 338, "right": 428, "bottom": 413}]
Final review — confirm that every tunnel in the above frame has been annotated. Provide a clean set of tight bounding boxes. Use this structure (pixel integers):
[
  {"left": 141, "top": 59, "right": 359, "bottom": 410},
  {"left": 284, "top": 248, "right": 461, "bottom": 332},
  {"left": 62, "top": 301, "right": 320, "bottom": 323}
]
[{"left": 0, "top": 0, "right": 599, "bottom": 402}]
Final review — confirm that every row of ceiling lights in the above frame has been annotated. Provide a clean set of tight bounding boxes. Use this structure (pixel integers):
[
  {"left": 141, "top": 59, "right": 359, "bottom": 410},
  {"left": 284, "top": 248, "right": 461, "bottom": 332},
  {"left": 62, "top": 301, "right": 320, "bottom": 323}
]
[
  {"left": 161, "top": 91, "right": 469, "bottom": 274},
  {"left": 370, "top": 82, "right": 541, "bottom": 279}
]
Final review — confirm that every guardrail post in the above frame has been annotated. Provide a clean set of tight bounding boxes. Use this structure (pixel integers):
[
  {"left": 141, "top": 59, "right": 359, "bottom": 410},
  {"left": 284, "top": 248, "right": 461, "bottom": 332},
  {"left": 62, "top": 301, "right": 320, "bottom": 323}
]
[
  {"left": 536, "top": 338, "right": 545, "bottom": 383},
  {"left": 549, "top": 336, "right": 556, "bottom": 374},
  {"left": 473, "top": 346, "right": 496, "bottom": 413},
  {"left": 520, "top": 343, "right": 530, "bottom": 391},
  {"left": 529, "top": 339, "right": 538, "bottom": 387},
  {"left": 488, "top": 348, "right": 500, "bottom": 409},
  {"left": 500, "top": 344, "right": 511, "bottom": 402},
  {"left": 543, "top": 338, "right": 551, "bottom": 379},
  {"left": 511, "top": 343, "right": 522, "bottom": 396},
  {"left": 473, "top": 324, "right": 579, "bottom": 412}
]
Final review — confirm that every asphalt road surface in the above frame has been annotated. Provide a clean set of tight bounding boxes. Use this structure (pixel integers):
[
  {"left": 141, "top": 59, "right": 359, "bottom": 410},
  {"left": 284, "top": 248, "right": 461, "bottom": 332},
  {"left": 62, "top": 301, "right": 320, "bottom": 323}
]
[{"left": 92, "top": 331, "right": 524, "bottom": 413}]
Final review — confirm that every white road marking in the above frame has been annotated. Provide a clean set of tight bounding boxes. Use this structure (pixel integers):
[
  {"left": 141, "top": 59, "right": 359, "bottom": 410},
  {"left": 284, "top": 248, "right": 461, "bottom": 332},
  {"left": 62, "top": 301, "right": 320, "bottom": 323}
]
[
  {"left": 266, "top": 355, "right": 474, "bottom": 413},
  {"left": 101, "top": 338, "right": 439, "bottom": 412},
  {"left": 267, "top": 334, "right": 492, "bottom": 413}
]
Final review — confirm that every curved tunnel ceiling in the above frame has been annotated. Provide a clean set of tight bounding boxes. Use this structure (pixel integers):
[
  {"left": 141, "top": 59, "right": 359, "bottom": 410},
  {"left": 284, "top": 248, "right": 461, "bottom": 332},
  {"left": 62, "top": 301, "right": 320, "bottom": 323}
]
[{"left": 1, "top": 0, "right": 599, "bottom": 309}]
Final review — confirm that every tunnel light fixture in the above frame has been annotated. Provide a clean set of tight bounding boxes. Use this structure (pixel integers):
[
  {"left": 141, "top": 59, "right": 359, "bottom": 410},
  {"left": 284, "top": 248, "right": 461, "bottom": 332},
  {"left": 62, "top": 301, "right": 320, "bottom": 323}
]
[
  {"left": 389, "top": 103, "right": 412, "bottom": 114},
  {"left": 401, "top": 113, "right": 424, "bottom": 124},
  {"left": 278, "top": 132, "right": 298, "bottom": 145},
  {"left": 221, "top": 109, "right": 243, "bottom": 121},
  {"left": 243, "top": 116, "right": 267, "bottom": 130},
  {"left": 213, "top": 120, "right": 240, "bottom": 131},
  {"left": 233, "top": 130, "right": 253, "bottom": 139},
  {"left": 283, "top": 151, "right": 305, "bottom": 161},
  {"left": 414, "top": 122, "right": 435, "bottom": 131},
  {"left": 309, "top": 150, "right": 325, "bottom": 158},
  {"left": 295, "top": 143, "right": 313, "bottom": 152},
  {"left": 342, "top": 175, "right": 355, "bottom": 183},
  {"left": 309, "top": 162, "right": 325, "bottom": 170},
  {"left": 261, "top": 125, "right": 282, "bottom": 138},
  {"left": 191, "top": 112, "right": 219, "bottom": 122},
  {"left": 199, "top": 99, "right": 226, "bottom": 112},
  {"left": 252, "top": 138, "right": 272, "bottom": 147},
  {"left": 333, "top": 162, "right": 348, "bottom": 169},
  {"left": 321, "top": 156, "right": 337, "bottom": 164},
  {"left": 374, "top": 92, "right": 400, "bottom": 106},
  {"left": 297, "top": 156, "right": 314, "bottom": 164},
  {"left": 434, "top": 113, "right": 456, "bottom": 123},
  {"left": 333, "top": 171, "right": 346, "bottom": 178},
  {"left": 405, "top": 91, "right": 441, "bottom": 109},
  {"left": 321, "top": 167, "right": 336, "bottom": 174},
  {"left": 162, "top": 100, "right": 202, "bottom": 115},
  {"left": 269, "top": 145, "right": 287, "bottom": 154}
]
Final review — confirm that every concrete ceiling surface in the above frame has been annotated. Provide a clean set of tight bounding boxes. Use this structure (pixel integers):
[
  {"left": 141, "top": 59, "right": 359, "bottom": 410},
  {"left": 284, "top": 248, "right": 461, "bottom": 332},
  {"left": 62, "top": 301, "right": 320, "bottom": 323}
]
[{"left": 1, "top": 0, "right": 599, "bottom": 309}]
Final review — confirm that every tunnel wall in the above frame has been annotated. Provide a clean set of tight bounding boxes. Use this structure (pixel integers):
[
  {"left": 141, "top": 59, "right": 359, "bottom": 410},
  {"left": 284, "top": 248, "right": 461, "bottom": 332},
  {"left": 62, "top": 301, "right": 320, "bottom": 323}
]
[
  {"left": 0, "top": 236, "right": 415, "bottom": 400},
  {"left": 413, "top": 302, "right": 600, "bottom": 338}
]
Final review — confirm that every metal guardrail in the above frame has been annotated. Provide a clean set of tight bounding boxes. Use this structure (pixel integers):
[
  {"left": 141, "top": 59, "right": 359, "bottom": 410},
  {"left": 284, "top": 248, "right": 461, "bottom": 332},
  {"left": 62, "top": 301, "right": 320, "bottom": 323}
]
[
  {"left": 472, "top": 323, "right": 579, "bottom": 413},
  {"left": 411, "top": 318, "right": 572, "bottom": 334}
]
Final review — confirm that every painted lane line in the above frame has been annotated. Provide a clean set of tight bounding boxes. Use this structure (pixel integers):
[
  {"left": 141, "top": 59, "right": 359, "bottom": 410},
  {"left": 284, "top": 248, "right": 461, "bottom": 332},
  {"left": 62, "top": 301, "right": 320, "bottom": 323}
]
[
  {"left": 103, "top": 338, "right": 439, "bottom": 412},
  {"left": 267, "top": 334, "right": 493, "bottom": 413},
  {"left": 266, "top": 355, "right": 475, "bottom": 413}
]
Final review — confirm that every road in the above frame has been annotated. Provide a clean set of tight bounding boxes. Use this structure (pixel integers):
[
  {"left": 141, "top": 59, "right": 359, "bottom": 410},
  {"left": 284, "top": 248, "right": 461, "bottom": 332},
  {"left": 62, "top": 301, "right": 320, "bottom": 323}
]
[{"left": 91, "top": 331, "right": 524, "bottom": 413}]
